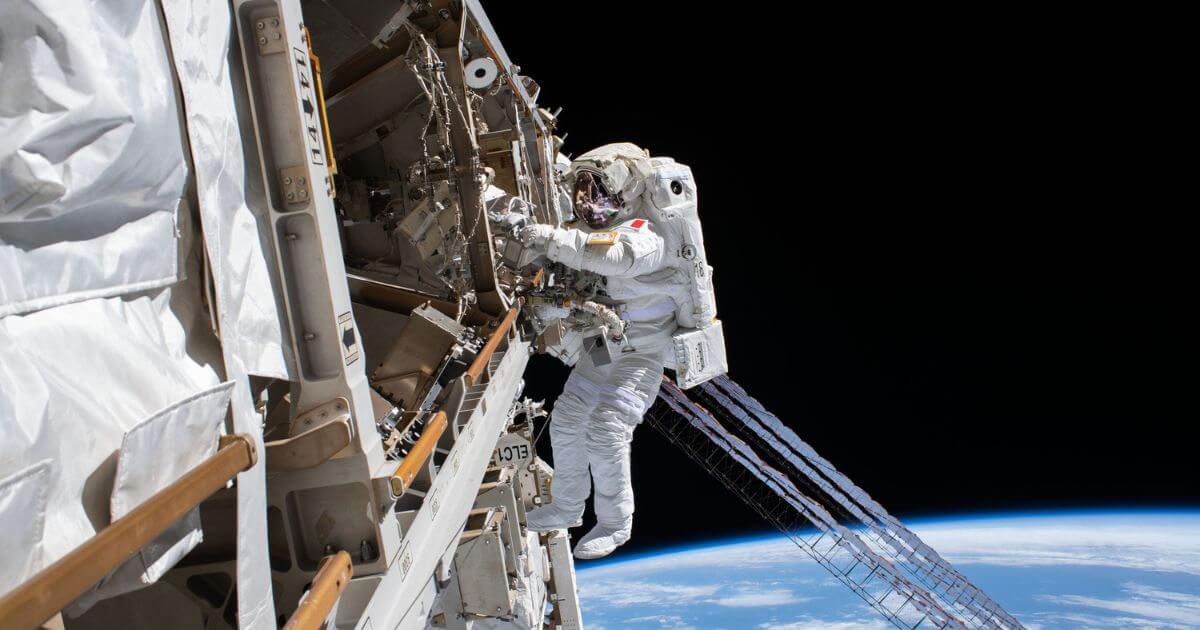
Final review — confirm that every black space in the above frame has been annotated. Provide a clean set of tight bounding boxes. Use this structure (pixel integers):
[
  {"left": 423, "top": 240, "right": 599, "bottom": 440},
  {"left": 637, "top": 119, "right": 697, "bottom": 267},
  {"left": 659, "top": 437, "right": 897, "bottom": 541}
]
[{"left": 486, "top": 4, "right": 1194, "bottom": 555}]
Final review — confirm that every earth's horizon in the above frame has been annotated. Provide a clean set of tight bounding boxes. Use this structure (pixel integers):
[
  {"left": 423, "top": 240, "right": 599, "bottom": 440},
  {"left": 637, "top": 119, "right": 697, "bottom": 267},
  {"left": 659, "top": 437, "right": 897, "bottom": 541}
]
[{"left": 574, "top": 509, "right": 1200, "bottom": 629}]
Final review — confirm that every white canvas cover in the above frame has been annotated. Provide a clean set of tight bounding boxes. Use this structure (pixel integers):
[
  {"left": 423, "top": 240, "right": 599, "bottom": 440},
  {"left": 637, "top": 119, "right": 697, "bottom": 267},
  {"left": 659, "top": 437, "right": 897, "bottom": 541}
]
[
  {"left": 0, "top": 0, "right": 187, "bottom": 317},
  {"left": 159, "top": 0, "right": 294, "bottom": 381},
  {"left": 157, "top": 0, "right": 287, "bottom": 625},
  {"left": 0, "top": 0, "right": 283, "bottom": 624},
  {"left": 0, "top": 282, "right": 225, "bottom": 596},
  {"left": 0, "top": 460, "right": 51, "bottom": 596},
  {"left": 67, "top": 381, "right": 234, "bottom": 614}
]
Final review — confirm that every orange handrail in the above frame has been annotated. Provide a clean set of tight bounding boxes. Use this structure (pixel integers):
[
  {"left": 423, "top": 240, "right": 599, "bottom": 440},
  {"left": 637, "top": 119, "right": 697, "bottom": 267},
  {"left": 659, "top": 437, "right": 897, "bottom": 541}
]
[
  {"left": 389, "top": 411, "right": 449, "bottom": 497},
  {"left": 464, "top": 305, "right": 519, "bottom": 386},
  {"left": 0, "top": 434, "right": 257, "bottom": 629},
  {"left": 282, "top": 550, "right": 353, "bottom": 630}
]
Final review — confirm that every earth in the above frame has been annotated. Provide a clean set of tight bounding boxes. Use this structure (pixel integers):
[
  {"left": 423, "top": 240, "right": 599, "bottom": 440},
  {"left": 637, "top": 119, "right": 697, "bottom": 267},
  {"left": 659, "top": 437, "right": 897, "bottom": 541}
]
[{"left": 574, "top": 511, "right": 1200, "bottom": 629}]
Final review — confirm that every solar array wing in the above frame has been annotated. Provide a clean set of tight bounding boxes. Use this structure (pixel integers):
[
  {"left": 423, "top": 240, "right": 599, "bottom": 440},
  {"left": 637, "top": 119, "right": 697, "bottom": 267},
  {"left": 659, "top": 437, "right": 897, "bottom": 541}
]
[
  {"left": 649, "top": 377, "right": 1024, "bottom": 629},
  {"left": 696, "top": 376, "right": 1024, "bottom": 630},
  {"left": 653, "top": 381, "right": 968, "bottom": 630}
]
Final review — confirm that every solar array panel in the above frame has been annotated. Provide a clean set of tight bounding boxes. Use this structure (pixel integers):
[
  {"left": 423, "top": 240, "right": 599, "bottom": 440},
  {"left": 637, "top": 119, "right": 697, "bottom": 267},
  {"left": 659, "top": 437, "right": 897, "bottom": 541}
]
[{"left": 647, "top": 376, "right": 1023, "bottom": 630}]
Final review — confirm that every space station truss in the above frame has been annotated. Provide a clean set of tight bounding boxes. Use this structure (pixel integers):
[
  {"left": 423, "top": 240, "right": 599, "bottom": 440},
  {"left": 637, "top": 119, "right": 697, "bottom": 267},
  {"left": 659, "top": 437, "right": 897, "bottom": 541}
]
[{"left": 647, "top": 376, "right": 1024, "bottom": 630}]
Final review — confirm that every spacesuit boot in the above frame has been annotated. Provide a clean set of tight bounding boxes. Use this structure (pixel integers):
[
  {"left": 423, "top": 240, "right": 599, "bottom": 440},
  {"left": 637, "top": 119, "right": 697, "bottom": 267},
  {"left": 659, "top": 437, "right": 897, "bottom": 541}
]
[
  {"left": 524, "top": 503, "right": 583, "bottom": 532},
  {"left": 574, "top": 523, "right": 632, "bottom": 560}
]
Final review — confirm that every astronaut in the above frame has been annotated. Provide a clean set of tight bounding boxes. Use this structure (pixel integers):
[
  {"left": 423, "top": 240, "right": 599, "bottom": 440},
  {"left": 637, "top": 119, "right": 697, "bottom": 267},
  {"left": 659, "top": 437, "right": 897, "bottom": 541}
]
[{"left": 520, "top": 143, "right": 718, "bottom": 559}]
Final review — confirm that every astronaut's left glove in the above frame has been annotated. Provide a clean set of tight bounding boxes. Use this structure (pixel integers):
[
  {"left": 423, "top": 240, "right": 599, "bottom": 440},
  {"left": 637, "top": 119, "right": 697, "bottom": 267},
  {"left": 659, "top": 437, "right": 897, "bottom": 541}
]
[{"left": 519, "top": 224, "right": 556, "bottom": 250}]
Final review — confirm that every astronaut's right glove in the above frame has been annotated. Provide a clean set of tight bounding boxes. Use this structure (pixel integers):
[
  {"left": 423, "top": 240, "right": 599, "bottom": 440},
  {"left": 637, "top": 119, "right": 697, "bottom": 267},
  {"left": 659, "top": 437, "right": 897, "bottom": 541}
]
[{"left": 519, "top": 224, "right": 556, "bottom": 250}]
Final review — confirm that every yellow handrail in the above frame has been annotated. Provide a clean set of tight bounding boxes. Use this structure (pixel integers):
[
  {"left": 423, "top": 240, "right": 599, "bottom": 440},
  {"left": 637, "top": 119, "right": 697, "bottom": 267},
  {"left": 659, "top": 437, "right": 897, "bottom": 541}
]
[
  {"left": 282, "top": 550, "right": 354, "bottom": 630},
  {"left": 464, "top": 305, "right": 519, "bottom": 386},
  {"left": 0, "top": 434, "right": 258, "bottom": 629},
  {"left": 389, "top": 411, "right": 449, "bottom": 497}
]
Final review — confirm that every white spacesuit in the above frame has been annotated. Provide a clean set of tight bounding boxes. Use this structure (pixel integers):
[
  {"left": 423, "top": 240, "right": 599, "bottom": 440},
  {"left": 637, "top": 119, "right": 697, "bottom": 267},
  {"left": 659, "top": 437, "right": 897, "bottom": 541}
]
[{"left": 521, "top": 143, "right": 721, "bottom": 559}]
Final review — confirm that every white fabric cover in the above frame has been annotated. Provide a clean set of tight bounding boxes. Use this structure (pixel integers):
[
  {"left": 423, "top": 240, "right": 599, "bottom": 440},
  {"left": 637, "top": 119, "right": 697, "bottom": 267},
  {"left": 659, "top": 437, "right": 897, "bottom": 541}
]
[
  {"left": 156, "top": 1, "right": 284, "bottom": 624},
  {"left": 0, "top": 284, "right": 223, "bottom": 570},
  {"left": 0, "top": 0, "right": 187, "bottom": 317},
  {"left": 68, "top": 381, "right": 234, "bottom": 614},
  {"left": 0, "top": 460, "right": 51, "bottom": 596},
  {"left": 158, "top": 0, "right": 293, "bottom": 380},
  {"left": 0, "top": 0, "right": 280, "bottom": 623}
]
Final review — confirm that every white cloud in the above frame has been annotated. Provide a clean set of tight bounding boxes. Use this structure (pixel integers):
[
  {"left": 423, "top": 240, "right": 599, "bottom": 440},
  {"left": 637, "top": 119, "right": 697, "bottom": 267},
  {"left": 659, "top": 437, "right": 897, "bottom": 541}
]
[
  {"left": 623, "top": 614, "right": 695, "bottom": 628},
  {"left": 1033, "top": 582, "right": 1200, "bottom": 628},
  {"left": 710, "top": 588, "right": 810, "bottom": 608},
  {"left": 914, "top": 516, "right": 1200, "bottom": 576},
  {"left": 581, "top": 580, "right": 720, "bottom": 607},
  {"left": 582, "top": 538, "right": 803, "bottom": 578},
  {"left": 757, "top": 618, "right": 890, "bottom": 630}
]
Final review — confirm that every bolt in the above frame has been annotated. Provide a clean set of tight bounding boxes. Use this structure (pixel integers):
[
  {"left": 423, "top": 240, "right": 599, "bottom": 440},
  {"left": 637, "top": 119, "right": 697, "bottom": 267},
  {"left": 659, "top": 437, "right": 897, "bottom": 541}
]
[
  {"left": 297, "top": 177, "right": 306, "bottom": 185},
  {"left": 285, "top": 233, "right": 297, "bottom": 240},
  {"left": 286, "top": 192, "right": 295, "bottom": 201},
  {"left": 271, "top": 18, "right": 279, "bottom": 27},
  {"left": 304, "top": 332, "right": 316, "bottom": 341},
  {"left": 284, "top": 177, "right": 293, "bottom": 184},
  {"left": 299, "top": 189, "right": 308, "bottom": 198},
  {"left": 258, "top": 36, "right": 267, "bottom": 45},
  {"left": 273, "top": 32, "right": 281, "bottom": 40},
  {"left": 256, "top": 21, "right": 264, "bottom": 30}
]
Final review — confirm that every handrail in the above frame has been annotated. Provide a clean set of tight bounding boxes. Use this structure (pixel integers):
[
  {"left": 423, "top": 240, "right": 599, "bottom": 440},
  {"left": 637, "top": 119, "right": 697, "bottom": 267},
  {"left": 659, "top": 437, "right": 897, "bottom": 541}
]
[
  {"left": 282, "top": 550, "right": 353, "bottom": 630},
  {"left": 389, "top": 411, "right": 448, "bottom": 497},
  {"left": 464, "top": 304, "right": 519, "bottom": 386},
  {"left": 0, "top": 434, "right": 258, "bottom": 629}
]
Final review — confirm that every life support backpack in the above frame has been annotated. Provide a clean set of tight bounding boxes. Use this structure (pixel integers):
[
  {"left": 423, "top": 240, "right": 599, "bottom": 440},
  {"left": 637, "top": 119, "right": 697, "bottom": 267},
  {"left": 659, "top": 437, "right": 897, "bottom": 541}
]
[
  {"left": 643, "top": 157, "right": 716, "bottom": 330},
  {"left": 642, "top": 157, "right": 727, "bottom": 388}
]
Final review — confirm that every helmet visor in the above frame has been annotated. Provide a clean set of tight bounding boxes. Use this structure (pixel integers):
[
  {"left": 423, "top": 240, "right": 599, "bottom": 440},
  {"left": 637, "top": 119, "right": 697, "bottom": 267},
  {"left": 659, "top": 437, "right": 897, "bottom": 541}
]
[{"left": 572, "top": 170, "right": 622, "bottom": 229}]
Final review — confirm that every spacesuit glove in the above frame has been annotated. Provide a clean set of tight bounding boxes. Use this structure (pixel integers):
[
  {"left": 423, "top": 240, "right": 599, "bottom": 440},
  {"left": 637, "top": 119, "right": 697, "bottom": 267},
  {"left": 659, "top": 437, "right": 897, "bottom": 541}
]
[
  {"left": 492, "top": 211, "right": 529, "bottom": 237},
  {"left": 519, "top": 224, "right": 556, "bottom": 250}
]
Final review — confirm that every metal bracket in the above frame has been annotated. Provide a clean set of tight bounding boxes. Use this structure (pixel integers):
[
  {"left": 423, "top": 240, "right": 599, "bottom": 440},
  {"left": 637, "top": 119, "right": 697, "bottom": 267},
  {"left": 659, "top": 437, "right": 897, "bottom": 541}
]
[
  {"left": 254, "top": 16, "right": 286, "bottom": 56},
  {"left": 266, "top": 417, "right": 352, "bottom": 472},
  {"left": 281, "top": 165, "right": 312, "bottom": 206}
]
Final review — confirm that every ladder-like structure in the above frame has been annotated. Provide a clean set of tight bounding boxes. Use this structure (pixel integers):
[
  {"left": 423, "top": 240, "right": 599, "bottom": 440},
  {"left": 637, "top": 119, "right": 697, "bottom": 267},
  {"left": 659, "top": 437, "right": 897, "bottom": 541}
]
[{"left": 648, "top": 376, "right": 1024, "bottom": 630}]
